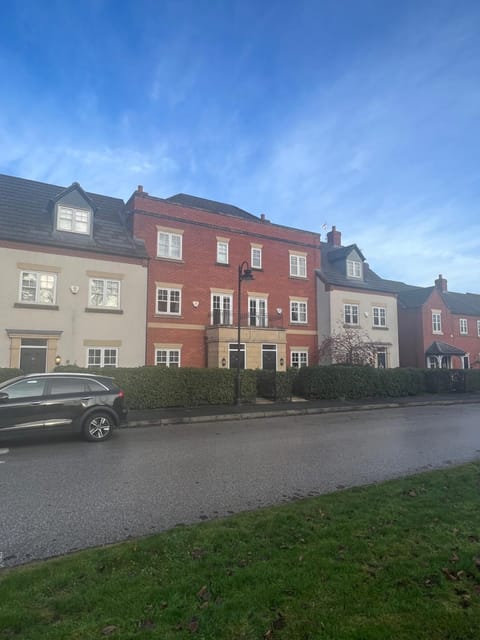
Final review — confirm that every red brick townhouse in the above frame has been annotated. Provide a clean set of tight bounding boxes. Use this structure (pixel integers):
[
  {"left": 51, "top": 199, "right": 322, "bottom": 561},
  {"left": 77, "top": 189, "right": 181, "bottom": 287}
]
[
  {"left": 397, "top": 275, "right": 480, "bottom": 369},
  {"left": 125, "top": 188, "right": 321, "bottom": 370}
]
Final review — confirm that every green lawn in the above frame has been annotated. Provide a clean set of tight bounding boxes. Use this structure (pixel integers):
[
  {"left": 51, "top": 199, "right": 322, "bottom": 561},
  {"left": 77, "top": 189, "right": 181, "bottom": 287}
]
[{"left": 1, "top": 462, "right": 480, "bottom": 639}]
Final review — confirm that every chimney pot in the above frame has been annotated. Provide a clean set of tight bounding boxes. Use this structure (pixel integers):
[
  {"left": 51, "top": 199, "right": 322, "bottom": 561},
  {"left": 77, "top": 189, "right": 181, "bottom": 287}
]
[
  {"left": 137, "top": 185, "right": 143, "bottom": 193},
  {"left": 327, "top": 225, "right": 342, "bottom": 246},
  {"left": 435, "top": 274, "right": 448, "bottom": 292}
]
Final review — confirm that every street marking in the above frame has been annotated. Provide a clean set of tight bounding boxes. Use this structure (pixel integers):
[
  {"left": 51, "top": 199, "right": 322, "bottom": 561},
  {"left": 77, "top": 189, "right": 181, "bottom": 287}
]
[{"left": 0, "top": 448, "right": 9, "bottom": 455}]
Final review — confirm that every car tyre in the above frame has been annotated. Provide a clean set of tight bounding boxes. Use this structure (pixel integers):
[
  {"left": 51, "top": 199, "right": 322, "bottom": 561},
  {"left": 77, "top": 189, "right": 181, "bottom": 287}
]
[{"left": 82, "top": 411, "right": 114, "bottom": 442}]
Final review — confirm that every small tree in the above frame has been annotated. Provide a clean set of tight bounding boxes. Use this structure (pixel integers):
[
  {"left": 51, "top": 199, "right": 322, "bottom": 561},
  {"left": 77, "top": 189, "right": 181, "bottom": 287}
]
[{"left": 319, "top": 327, "right": 377, "bottom": 366}]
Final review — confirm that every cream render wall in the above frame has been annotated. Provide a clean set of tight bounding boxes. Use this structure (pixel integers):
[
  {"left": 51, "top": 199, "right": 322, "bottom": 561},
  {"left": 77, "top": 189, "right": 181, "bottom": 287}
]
[
  {"left": 317, "top": 284, "right": 400, "bottom": 368},
  {"left": 2, "top": 247, "right": 147, "bottom": 370}
]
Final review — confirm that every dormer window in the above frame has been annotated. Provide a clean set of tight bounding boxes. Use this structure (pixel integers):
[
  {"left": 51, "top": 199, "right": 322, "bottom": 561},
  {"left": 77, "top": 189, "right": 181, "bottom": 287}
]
[
  {"left": 347, "top": 259, "right": 362, "bottom": 278},
  {"left": 57, "top": 205, "right": 91, "bottom": 235}
]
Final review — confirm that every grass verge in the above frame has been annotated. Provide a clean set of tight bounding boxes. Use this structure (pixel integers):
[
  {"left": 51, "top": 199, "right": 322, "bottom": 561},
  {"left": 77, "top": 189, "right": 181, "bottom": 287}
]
[{"left": 1, "top": 463, "right": 480, "bottom": 639}]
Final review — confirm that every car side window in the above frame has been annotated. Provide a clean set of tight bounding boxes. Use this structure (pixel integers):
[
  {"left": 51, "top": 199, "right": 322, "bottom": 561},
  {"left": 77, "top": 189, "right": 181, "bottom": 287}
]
[
  {"left": 3, "top": 379, "right": 47, "bottom": 399},
  {"left": 85, "top": 379, "right": 108, "bottom": 392},
  {"left": 48, "top": 379, "right": 88, "bottom": 395}
]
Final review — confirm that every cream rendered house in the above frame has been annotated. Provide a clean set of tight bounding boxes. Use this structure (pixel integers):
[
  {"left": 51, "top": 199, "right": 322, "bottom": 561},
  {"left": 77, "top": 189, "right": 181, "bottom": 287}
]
[
  {"left": 316, "top": 227, "right": 400, "bottom": 368},
  {"left": 0, "top": 175, "right": 148, "bottom": 373}
]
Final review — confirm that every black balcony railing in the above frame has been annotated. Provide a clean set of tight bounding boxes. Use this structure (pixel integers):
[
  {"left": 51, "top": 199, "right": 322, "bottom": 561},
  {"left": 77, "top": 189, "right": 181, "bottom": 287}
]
[{"left": 208, "top": 312, "right": 285, "bottom": 329}]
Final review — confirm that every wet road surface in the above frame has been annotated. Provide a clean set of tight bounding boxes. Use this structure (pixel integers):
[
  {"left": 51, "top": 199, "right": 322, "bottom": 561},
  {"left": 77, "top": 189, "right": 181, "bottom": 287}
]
[{"left": 1, "top": 404, "right": 479, "bottom": 567}]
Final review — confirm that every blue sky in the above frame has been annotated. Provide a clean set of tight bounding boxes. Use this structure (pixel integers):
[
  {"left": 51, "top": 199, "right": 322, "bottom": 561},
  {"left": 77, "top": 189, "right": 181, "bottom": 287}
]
[{"left": 1, "top": 0, "right": 479, "bottom": 292}]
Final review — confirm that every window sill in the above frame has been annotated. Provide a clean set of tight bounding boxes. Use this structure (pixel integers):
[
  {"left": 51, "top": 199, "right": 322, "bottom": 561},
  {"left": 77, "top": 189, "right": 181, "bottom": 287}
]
[
  {"left": 372, "top": 326, "right": 389, "bottom": 330},
  {"left": 432, "top": 331, "right": 443, "bottom": 335},
  {"left": 14, "top": 302, "right": 59, "bottom": 311},
  {"left": 155, "top": 256, "right": 184, "bottom": 263},
  {"left": 251, "top": 267, "right": 263, "bottom": 271},
  {"left": 215, "top": 262, "right": 230, "bottom": 267},
  {"left": 85, "top": 307, "right": 123, "bottom": 314},
  {"left": 155, "top": 314, "right": 183, "bottom": 318},
  {"left": 289, "top": 322, "right": 308, "bottom": 326},
  {"left": 289, "top": 275, "right": 308, "bottom": 281}
]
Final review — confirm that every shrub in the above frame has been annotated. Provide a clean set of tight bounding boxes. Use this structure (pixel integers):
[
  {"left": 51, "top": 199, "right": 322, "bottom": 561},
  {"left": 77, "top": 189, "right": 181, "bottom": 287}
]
[
  {"left": 293, "top": 365, "right": 425, "bottom": 400},
  {"left": 55, "top": 365, "right": 256, "bottom": 409},
  {"left": 0, "top": 368, "right": 23, "bottom": 384},
  {"left": 465, "top": 369, "right": 480, "bottom": 392}
]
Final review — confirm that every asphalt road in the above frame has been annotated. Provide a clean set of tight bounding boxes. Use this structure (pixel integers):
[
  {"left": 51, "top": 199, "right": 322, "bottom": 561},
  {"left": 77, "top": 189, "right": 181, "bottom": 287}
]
[{"left": 1, "top": 404, "right": 479, "bottom": 568}]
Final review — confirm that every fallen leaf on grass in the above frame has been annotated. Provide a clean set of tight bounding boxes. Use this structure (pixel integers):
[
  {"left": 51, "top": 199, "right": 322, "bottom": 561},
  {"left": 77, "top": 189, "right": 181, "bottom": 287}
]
[
  {"left": 188, "top": 617, "right": 199, "bottom": 633},
  {"left": 102, "top": 625, "right": 118, "bottom": 636},
  {"left": 138, "top": 619, "right": 155, "bottom": 630},
  {"left": 196, "top": 585, "right": 211, "bottom": 602}
]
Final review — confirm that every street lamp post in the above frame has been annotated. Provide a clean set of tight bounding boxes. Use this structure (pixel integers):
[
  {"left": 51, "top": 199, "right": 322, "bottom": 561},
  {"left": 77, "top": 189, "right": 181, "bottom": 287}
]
[{"left": 236, "top": 261, "right": 254, "bottom": 405}]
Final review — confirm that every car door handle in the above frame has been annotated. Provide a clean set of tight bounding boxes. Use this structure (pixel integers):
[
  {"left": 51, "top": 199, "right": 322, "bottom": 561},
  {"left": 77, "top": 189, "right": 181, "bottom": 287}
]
[{"left": 30, "top": 401, "right": 43, "bottom": 405}]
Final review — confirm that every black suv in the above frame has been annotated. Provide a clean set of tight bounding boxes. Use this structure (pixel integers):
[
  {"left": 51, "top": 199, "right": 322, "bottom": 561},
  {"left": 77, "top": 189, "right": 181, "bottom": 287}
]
[{"left": 0, "top": 373, "right": 127, "bottom": 442}]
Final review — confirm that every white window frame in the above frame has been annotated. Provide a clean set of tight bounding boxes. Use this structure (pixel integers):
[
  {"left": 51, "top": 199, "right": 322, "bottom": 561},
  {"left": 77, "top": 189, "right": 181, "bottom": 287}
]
[
  {"left": 477, "top": 320, "right": 480, "bottom": 337},
  {"left": 290, "top": 300, "right": 308, "bottom": 324},
  {"left": 249, "top": 297, "right": 268, "bottom": 327},
  {"left": 156, "top": 287, "right": 181, "bottom": 315},
  {"left": 88, "top": 278, "right": 121, "bottom": 309},
  {"left": 251, "top": 246, "right": 262, "bottom": 269},
  {"left": 211, "top": 294, "right": 233, "bottom": 325},
  {"left": 87, "top": 347, "right": 118, "bottom": 368},
  {"left": 432, "top": 311, "right": 442, "bottom": 334},
  {"left": 57, "top": 205, "right": 91, "bottom": 235},
  {"left": 344, "top": 303, "right": 359, "bottom": 325},
  {"left": 291, "top": 351, "right": 308, "bottom": 368},
  {"left": 216, "top": 240, "right": 229, "bottom": 264},
  {"left": 157, "top": 231, "right": 183, "bottom": 260},
  {"left": 19, "top": 270, "right": 57, "bottom": 305},
  {"left": 289, "top": 254, "right": 307, "bottom": 278},
  {"left": 372, "top": 306, "right": 386, "bottom": 327},
  {"left": 459, "top": 318, "right": 468, "bottom": 335},
  {"left": 347, "top": 259, "right": 362, "bottom": 278},
  {"left": 155, "top": 348, "right": 181, "bottom": 367}
]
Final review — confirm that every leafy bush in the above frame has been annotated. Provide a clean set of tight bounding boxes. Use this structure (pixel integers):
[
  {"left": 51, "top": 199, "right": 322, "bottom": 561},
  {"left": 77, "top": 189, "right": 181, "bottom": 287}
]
[
  {"left": 55, "top": 365, "right": 256, "bottom": 409},
  {"left": 293, "top": 366, "right": 425, "bottom": 400},
  {"left": 465, "top": 369, "right": 480, "bottom": 392},
  {"left": 0, "top": 368, "right": 23, "bottom": 384}
]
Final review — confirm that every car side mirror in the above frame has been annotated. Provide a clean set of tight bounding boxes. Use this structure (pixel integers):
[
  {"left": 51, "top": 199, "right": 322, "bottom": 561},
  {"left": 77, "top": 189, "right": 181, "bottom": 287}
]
[{"left": 0, "top": 392, "right": 9, "bottom": 402}]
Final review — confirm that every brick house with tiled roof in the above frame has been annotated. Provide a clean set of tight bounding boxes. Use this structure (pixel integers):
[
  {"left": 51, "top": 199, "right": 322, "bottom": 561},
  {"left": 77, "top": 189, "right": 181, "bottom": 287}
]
[
  {"left": 0, "top": 174, "right": 148, "bottom": 372},
  {"left": 397, "top": 275, "right": 480, "bottom": 369},
  {"left": 125, "top": 187, "right": 321, "bottom": 370}
]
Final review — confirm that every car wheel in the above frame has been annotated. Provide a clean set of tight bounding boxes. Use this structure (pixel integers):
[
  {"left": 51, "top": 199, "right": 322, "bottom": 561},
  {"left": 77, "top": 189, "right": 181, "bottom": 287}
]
[{"left": 82, "top": 412, "right": 114, "bottom": 442}]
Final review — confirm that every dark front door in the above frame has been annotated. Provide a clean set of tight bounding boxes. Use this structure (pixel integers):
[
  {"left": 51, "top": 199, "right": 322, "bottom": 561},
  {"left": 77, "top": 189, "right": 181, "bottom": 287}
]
[
  {"left": 262, "top": 345, "right": 277, "bottom": 370},
  {"left": 20, "top": 348, "right": 47, "bottom": 374}
]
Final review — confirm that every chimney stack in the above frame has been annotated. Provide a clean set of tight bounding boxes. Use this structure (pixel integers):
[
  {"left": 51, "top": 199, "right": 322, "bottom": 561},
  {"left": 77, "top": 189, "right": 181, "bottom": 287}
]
[
  {"left": 435, "top": 274, "right": 448, "bottom": 292},
  {"left": 327, "top": 225, "right": 342, "bottom": 246}
]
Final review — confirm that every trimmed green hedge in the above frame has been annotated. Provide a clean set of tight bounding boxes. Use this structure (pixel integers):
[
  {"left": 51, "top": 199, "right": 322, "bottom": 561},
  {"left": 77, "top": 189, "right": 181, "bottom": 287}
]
[
  {"left": 293, "top": 366, "right": 425, "bottom": 400},
  {"left": 466, "top": 370, "right": 480, "bottom": 392},
  {"left": 0, "top": 368, "right": 23, "bottom": 384},
  {"left": 55, "top": 366, "right": 257, "bottom": 409}
]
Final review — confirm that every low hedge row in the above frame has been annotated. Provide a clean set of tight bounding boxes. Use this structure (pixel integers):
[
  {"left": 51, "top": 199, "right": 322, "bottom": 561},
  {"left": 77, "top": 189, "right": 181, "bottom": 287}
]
[
  {"left": 0, "top": 368, "right": 23, "bottom": 384},
  {"left": 55, "top": 365, "right": 257, "bottom": 410},
  {"left": 292, "top": 366, "right": 425, "bottom": 400},
  {"left": 1, "top": 365, "right": 478, "bottom": 408}
]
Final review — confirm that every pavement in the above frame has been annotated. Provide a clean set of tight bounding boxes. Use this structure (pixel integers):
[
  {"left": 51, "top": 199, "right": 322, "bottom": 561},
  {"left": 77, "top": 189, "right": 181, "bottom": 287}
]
[{"left": 127, "top": 391, "right": 480, "bottom": 428}]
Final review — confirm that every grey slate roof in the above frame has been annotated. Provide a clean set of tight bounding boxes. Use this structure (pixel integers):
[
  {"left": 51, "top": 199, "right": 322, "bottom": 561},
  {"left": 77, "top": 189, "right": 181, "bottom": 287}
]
[
  {"left": 0, "top": 174, "right": 147, "bottom": 259},
  {"left": 441, "top": 291, "right": 480, "bottom": 315},
  {"left": 166, "top": 193, "right": 259, "bottom": 221},
  {"left": 397, "top": 287, "right": 435, "bottom": 309},
  {"left": 317, "top": 242, "right": 417, "bottom": 294},
  {"left": 425, "top": 341, "right": 466, "bottom": 356}
]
